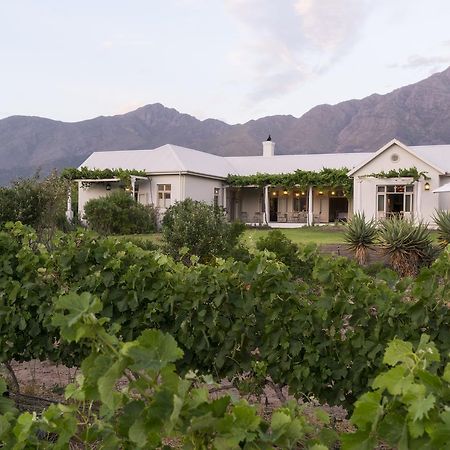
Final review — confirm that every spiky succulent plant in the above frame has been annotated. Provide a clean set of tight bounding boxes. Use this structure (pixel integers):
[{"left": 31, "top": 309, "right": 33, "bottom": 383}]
[
  {"left": 433, "top": 209, "right": 450, "bottom": 248},
  {"left": 344, "top": 213, "right": 378, "bottom": 265},
  {"left": 378, "top": 217, "right": 434, "bottom": 277}
]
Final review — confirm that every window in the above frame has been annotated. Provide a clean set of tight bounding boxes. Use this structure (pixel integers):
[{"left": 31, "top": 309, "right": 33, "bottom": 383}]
[
  {"left": 213, "top": 188, "right": 220, "bottom": 207},
  {"left": 376, "top": 184, "right": 414, "bottom": 218},
  {"left": 157, "top": 184, "right": 171, "bottom": 208},
  {"left": 293, "top": 196, "right": 307, "bottom": 211},
  {"left": 377, "top": 195, "right": 385, "bottom": 212}
]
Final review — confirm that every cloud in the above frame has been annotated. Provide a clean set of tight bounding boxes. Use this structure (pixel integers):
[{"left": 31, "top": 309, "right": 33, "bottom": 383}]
[
  {"left": 225, "top": 0, "right": 373, "bottom": 103},
  {"left": 389, "top": 54, "right": 450, "bottom": 69}
]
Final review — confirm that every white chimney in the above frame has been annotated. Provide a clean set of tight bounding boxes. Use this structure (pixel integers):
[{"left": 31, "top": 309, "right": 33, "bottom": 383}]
[{"left": 262, "top": 135, "right": 275, "bottom": 157}]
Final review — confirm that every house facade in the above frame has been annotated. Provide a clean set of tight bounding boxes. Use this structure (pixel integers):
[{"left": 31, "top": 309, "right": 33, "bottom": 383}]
[
  {"left": 350, "top": 139, "right": 450, "bottom": 223},
  {"left": 74, "top": 138, "right": 450, "bottom": 227}
]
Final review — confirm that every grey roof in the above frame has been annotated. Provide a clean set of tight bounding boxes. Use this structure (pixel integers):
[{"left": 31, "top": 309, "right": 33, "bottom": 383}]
[
  {"left": 225, "top": 152, "right": 370, "bottom": 175},
  {"left": 80, "top": 144, "right": 234, "bottom": 179},
  {"left": 79, "top": 142, "right": 450, "bottom": 180},
  {"left": 410, "top": 145, "right": 450, "bottom": 173},
  {"left": 433, "top": 181, "right": 450, "bottom": 193},
  {"left": 80, "top": 144, "right": 371, "bottom": 178}
]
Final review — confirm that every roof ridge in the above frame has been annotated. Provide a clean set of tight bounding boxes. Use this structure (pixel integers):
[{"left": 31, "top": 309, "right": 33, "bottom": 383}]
[{"left": 166, "top": 144, "right": 187, "bottom": 171}]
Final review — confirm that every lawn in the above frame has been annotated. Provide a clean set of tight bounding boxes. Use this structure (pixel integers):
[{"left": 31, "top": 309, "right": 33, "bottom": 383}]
[
  {"left": 242, "top": 225, "right": 346, "bottom": 247},
  {"left": 120, "top": 226, "right": 440, "bottom": 250},
  {"left": 120, "top": 225, "right": 347, "bottom": 249}
]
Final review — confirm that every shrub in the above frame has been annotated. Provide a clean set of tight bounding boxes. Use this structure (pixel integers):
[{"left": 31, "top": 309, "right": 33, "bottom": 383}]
[
  {"left": 433, "top": 209, "right": 450, "bottom": 248},
  {"left": 84, "top": 191, "right": 157, "bottom": 235},
  {"left": 344, "top": 212, "right": 377, "bottom": 265},
  {"left": 122, "top": 235, "right": 159, "bottom": 251},
  {"left": 0, "top": 173, "right": 70, "bottom": 240},
  {"left": 256, "top": 229, "right": 318, "bottom": 279},
  {"left": 162, "top": 198, "right": 245, "bottom": 262},
  {"left": 378, "top": 217, "right": 435, "bottom": 277}
]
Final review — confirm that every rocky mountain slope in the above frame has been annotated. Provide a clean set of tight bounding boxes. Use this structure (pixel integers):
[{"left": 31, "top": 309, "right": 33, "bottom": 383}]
[{"left": 1, "top": 67, "right": 450, "bottom": 185}]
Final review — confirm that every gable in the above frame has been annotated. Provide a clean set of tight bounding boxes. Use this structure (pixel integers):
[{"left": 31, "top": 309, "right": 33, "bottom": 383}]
[{"left": 349, "top": 140, "right": 444, "bottom": 178}]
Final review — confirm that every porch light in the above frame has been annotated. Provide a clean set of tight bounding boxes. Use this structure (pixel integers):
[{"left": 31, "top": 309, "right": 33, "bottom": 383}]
[
  {"left": 318, "top": 190, "right": 324, "bottom": 195},
  {"left": 283, "top": 189, "right": 288, "bottom": 195},
  {"left": 301, "top": 191, "right": 305, "bottom": 196},
  {"left": 424, "top": 182, "right": 430, "bottom": 191},
  {"left": 272, "top": 191, "right": 277, "bottom": 196},
  {"left": 331, "top": 191, "right": 335, "bottom": 196},
  {"left": 295, "top": 192, "right": 300, "bottom": 197},
  {"left": 106, "top": 183, "right": 111, "bottom": 191}
]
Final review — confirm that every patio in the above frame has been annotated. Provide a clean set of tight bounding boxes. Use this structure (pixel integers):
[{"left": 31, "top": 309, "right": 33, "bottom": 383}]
[{"left": 228, "top": 185, "right": 350, "bottom": 226}]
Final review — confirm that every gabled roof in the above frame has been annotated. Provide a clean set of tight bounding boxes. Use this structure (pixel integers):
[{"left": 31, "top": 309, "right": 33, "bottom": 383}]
[
  {"left": 348, "top": 139, "right": 448, "bottom": 176},
  {"left": 225, "top": 152, "right": 370, "bottom": 175},
  {"left": 409, "top": 145, "right": 450, "bottom": 173},
  {"left": 80, "top": 144, "right": 234, "bottom": 179},
  {"left": 80, "top": 144, "right": 371, "bottom": 179},
  {"left": 80, "top": 140, "right": 450, "bottom": 181}
]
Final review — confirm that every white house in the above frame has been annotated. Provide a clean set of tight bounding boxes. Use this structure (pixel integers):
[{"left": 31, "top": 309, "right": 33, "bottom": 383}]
[
  {"left": 350, "top": 139, "right": 450, "bottom": 223},
  {"left": 74, "top": 138, "right": 450, "bottom": 227}
]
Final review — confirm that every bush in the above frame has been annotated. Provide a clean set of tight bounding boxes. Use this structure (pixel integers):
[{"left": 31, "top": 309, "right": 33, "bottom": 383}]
[
  {"left": 162, "top": 198, "right": 245, "bottom": 262},
  {"left": 122, "top": 235, "right": 160, "bottom": 252},
  {"left": 84, "top": 191, "right": 157, "bottom": 235},
  {"left": 0, "top": 173, "right": 70, "bottom": 239},
  {"left": 256, "top": 229, "right": 318, "bottom": 279}
]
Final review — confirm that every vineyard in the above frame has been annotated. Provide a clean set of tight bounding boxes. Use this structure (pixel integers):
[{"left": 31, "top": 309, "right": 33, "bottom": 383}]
[{"left": 1, "top": 221, "right": 450, "bottom": 448}]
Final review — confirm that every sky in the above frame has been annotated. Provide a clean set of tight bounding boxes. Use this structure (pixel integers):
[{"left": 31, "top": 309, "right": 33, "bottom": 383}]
[{"left": 1, "top": 0, "right": 450, "bottom": 125}]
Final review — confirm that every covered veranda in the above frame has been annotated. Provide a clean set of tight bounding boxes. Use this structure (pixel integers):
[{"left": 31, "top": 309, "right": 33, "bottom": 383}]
[{"left": 226, "top": 185, "right": 350, "bottom": 227}]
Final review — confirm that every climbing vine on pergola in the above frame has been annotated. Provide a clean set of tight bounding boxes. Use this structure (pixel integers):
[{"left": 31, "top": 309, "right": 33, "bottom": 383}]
[
  {"left": 226, "top": 167, "right": 353, "bottom": 197},
  {"left": 61, "top": 167, "right": 148, "bottom": 186},
  {"left": 363, "top": 167, "right": 430, "bottom": 182}
]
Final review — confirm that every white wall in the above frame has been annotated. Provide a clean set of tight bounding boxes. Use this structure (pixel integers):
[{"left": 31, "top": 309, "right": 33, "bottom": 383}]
[
  {"left": 438, "top": 176, "right": 450, "bottom": 211},
  {"left": 240, "top": 188, "right": 262, "bottom": 220},
  {"left": 78, "top": 181, "right": 123, "bottom": 219},
  {"left": 352, "top": 143, "right": 441, "bottom": 223},
  {"left": 312, "top": 192, "right": 329, "bottom": 223},
  {"left": 183, "top": 175, "right": 226, "bottom": 205}
]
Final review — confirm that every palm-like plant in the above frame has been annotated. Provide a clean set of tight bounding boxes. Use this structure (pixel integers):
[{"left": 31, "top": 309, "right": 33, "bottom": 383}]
[
  {"left": 378, "top": 217, "right": 433, "bottom": 277},
  {"left": 344, "top": 213, "right": 377, "bottom": 265},
  {"left": 433, "top": 209, "right": 450, "bottom": 248}
]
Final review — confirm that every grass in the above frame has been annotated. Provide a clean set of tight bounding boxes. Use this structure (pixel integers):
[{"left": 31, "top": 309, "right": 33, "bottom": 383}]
[
  {"left": 118, "top": 226, "right": 346, "bottom": 250},
  {"left": 119, "top": 233, "right": 163, "bottom": 245},
  {"left": 119, "top": 226, "right": 438, "bottom": 250},
  {"left": 243, "top": 225, "right": 346, "bottom": 247}
]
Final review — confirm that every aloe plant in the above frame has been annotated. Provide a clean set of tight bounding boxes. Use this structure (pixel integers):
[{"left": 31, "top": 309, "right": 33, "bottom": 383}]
[
  {"left": 378, "top": 217, "right": 434, "bottom": 277},
  {"left": 433, "top": 209, "right": 450, "bottom": 248},
  {"left": 344, "top": 213, "right": 377, "bottom": 265}
]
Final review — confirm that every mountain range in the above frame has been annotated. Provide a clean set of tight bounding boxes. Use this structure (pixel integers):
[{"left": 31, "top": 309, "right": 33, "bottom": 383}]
[{"left": 2, "top": 66, "right": 450, "bottom": 185}]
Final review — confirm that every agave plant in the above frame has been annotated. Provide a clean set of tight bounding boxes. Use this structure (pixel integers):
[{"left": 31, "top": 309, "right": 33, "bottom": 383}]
[
  {"left": 344, "top": 213, "right": 377, "bottom": 265},
  {"left": 433, "top": 209, "right": 450, "bottom": 248},
  {"left": 378, "top": 217, "right": 434, "bottom": 277}
]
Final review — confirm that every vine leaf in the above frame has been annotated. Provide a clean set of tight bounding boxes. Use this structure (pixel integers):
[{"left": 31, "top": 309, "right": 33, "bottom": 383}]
[
  {"left": 408, "top": 393, "right": 435, "bottom": 422},
  {"left": 383, "top": 339, "right": 414, "bottom": 366},
  {"left": 121, "top": 329, "right": 183, "bottom": 371},
  {"left": 350, "top": 391, "right": 382, "bottom": 429}
]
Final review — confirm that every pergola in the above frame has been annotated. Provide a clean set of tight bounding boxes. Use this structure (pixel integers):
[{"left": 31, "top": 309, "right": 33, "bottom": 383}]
[{"left": 65, "top": 174, "right": 149, "bottom": 221}]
